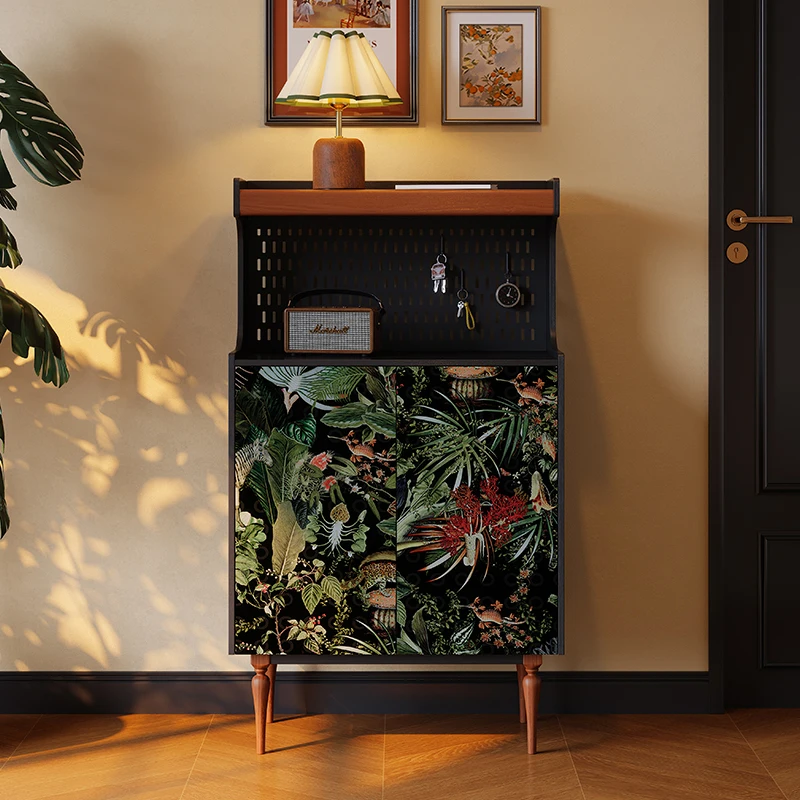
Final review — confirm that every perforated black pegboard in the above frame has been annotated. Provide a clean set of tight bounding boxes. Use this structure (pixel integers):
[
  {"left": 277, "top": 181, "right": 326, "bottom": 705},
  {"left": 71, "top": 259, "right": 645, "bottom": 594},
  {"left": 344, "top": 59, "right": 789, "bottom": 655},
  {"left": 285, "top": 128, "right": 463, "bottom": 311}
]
[{"left": 237, "top": 215, "right": 555, "bottom": 356}]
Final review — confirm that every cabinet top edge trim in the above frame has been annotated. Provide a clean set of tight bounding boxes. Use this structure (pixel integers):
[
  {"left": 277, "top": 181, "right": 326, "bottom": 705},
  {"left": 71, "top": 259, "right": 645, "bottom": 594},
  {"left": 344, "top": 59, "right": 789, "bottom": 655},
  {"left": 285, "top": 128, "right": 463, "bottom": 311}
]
[
  {"left": 231, "top": 353, "right": 563, "bottom": 365},
  {"left": 236, "top": 188, "right": 558, "bottom": 218},
  {"left": 236, "top": 179, "right": 559, "bottom": 190}
]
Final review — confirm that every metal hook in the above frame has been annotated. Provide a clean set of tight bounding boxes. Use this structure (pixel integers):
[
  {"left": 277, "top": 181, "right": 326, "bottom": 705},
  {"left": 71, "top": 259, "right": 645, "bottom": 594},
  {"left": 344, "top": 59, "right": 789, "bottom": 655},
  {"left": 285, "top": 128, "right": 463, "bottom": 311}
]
[{"left": 456, "top": 270, "right": 467, "bottom": 300}]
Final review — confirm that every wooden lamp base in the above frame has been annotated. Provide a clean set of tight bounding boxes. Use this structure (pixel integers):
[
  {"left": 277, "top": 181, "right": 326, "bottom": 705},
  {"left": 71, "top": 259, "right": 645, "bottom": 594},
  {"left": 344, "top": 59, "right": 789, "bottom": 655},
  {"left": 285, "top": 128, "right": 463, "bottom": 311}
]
[{"left": 313, "top": 137, "right": 365, "bottom": 190}]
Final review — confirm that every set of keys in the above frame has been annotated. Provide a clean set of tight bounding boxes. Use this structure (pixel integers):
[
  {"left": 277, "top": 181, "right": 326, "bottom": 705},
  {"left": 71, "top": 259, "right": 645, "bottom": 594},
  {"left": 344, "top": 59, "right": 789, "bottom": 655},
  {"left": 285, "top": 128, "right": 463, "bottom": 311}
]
[
  {"left": 431, "top": 253, "right": 475, "bottom": 330},
  {"left": 456, "top": 287, "right": 476, "bottom": 331}
]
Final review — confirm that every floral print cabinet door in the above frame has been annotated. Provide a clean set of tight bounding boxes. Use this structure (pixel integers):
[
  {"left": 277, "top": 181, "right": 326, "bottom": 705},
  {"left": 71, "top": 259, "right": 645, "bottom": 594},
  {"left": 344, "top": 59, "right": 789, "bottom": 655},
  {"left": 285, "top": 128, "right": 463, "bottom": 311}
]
[
  {"left": 396, "top": 366, "right": 559, "bottom": 656},
  {"left": 233, "top": 364, "right": 560, "bottom": 658},
  {"left": 234, "top": 366, "right": 398, "bottom": 656}
]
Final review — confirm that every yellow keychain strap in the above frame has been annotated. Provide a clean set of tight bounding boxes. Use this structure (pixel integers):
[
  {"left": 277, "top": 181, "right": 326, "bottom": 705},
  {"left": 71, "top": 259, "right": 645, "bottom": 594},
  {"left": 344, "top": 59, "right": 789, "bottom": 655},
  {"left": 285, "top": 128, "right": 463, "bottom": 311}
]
[{"left": 463, "top": 301, "right": 476, "bottom": 331}]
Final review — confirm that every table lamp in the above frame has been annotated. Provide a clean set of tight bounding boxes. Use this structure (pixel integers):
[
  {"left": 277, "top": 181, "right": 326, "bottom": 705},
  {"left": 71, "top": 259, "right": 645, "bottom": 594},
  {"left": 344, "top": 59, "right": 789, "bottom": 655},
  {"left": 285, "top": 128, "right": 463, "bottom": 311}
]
[{"left": 275, "top": 30, "right": 401, "bottom": 189}]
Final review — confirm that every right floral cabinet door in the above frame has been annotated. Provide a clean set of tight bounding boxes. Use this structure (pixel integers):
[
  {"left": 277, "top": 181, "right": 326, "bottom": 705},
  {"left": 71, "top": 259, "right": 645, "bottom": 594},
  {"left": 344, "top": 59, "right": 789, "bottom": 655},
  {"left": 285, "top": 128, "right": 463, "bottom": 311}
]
[{"left": 396, "top": 365, "right": 560, "bottom": 656}]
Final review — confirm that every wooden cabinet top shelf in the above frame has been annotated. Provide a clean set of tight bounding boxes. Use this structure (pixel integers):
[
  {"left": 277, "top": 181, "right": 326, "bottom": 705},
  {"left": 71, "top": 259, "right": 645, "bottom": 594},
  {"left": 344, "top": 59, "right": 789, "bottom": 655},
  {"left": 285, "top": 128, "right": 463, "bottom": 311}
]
[{"left": 235, "top": 180, "right": 559, "bottom": 218}]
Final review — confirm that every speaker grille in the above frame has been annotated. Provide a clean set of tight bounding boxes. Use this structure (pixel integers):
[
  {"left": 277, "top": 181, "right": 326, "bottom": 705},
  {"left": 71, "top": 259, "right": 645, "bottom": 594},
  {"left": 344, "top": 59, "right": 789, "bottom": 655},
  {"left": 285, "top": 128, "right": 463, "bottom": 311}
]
[{"left": 285, "top": 309, "right": 375, "bottom": 353}]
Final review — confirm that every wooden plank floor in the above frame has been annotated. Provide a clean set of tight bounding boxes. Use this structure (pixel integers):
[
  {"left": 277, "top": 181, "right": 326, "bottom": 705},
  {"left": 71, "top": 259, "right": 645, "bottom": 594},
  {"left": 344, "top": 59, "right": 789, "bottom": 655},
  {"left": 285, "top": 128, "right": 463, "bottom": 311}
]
[{"left": 0, "top": 712, "right": 797, "bottom": 800}]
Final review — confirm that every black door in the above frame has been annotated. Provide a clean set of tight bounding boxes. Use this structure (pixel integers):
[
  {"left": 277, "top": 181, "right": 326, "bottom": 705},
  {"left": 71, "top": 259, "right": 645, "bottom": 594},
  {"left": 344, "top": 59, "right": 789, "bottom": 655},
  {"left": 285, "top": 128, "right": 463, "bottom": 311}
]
[{"left": 712, "top": 0, "right": 800, "bottom": 706}]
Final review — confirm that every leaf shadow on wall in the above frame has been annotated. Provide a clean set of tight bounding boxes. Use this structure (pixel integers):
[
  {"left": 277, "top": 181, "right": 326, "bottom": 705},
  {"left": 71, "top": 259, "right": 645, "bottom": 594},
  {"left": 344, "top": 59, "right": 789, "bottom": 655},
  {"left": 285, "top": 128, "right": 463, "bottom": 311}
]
[
  {"left": 0, "top": 232, "right": 236, "bottom": 686},
  {"left": 0, "top": 29, "right": 245, "bottom": 684},
  {"left": 555, "top": 192, "right": 707, "bottom": 671}
]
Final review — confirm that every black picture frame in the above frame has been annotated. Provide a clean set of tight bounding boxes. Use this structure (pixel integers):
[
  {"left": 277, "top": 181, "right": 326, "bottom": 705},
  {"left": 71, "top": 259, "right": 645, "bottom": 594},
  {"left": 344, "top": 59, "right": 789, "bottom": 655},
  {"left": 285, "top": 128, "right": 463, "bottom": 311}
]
[{"left": 442, "top": 6, "right": 542, "bottom": 125}]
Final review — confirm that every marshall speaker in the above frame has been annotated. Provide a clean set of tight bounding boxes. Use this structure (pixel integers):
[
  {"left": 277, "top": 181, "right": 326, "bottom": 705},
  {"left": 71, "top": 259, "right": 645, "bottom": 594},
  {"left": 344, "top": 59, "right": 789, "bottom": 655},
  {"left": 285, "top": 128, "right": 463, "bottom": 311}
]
[{"left": 284, "top": 290, "right": 385, "bottom": 354}]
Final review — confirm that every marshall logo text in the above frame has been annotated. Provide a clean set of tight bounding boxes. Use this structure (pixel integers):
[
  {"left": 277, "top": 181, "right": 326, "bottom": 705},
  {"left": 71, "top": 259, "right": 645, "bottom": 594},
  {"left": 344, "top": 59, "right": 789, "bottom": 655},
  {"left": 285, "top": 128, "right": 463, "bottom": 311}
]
[{"left": 309, "top": 324, "right": 351, "bottom": 335}]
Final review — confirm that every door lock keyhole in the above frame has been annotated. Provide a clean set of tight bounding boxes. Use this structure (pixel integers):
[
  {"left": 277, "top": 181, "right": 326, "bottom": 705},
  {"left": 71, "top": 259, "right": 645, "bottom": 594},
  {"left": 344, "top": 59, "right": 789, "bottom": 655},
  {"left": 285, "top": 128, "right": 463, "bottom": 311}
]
[{"left": 726, "top": 242, "right": 749, "bottom": 263}]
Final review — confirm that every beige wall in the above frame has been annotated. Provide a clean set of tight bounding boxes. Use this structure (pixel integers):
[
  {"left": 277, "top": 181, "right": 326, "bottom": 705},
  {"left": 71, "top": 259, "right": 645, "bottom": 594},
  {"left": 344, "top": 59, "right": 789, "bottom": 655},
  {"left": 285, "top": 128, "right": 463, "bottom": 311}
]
[{"left": 0, "top": 0, "right": 708, "bottom": 673}]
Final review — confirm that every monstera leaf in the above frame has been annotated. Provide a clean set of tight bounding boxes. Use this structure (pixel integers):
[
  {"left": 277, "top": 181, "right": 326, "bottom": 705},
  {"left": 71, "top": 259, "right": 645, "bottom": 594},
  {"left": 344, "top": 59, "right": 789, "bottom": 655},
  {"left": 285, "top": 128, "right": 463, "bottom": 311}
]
[
  {"left": 0, "top": 51, "right": 82, "bottom": 539},
  {"left": 0, "top": 219, "right": 21, "bottom": 269},
  {"left": 0, "top": 189, "right": 17, "bottom": 211},
  {"left": 0, "top": 49, "right": 84, "bottom": 189},
  {"left": 0, "top": 287, "right": 69, "bottom": 537},
  {"left": 0, "top": 287, "right": 69, "bottom": 387}
]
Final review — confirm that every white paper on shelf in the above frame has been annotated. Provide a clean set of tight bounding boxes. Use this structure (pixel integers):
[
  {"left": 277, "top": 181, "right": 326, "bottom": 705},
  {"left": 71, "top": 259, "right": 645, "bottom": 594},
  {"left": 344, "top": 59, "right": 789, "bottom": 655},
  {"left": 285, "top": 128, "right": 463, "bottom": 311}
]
[{"left": 394, "top": 183, "right": 495, "bottom": 190}]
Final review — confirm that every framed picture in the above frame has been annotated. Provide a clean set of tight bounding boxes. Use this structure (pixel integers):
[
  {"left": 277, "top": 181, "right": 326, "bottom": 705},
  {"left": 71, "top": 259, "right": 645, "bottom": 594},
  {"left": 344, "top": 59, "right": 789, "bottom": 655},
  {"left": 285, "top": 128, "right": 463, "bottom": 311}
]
[
  {"left": 267, "top": 0, "right": 418, "bottom": 125},
  {"left": 442, "top": 6, "right": 541, "bottom": 125}
]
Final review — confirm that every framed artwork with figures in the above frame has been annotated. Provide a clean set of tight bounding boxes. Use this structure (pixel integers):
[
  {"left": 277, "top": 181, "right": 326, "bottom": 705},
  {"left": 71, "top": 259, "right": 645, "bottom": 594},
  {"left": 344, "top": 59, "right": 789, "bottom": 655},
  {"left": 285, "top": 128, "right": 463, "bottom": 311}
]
[
  {"left": 442, "top": 6, "right": 541, "bottom": 125},
  {"left": 266, "top": 0, "right": 418, "bottom": 124}
]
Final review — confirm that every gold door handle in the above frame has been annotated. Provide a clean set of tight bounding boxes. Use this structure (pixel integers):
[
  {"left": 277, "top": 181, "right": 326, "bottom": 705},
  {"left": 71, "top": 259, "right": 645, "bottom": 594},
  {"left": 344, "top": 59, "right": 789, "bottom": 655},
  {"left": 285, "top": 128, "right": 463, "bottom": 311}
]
[{"left": 727, "top": 209, "right": 794, "bottom": 231}]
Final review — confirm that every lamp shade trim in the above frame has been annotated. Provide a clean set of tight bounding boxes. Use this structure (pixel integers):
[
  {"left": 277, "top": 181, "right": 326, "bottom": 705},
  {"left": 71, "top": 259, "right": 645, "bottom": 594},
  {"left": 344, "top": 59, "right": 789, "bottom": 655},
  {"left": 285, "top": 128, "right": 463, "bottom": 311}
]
[
  {"left": 275, "top": 30, "right": 403, "bottom": 107},
  {"left": 312, "top": 29, "right": 361, "bottom": 39}
]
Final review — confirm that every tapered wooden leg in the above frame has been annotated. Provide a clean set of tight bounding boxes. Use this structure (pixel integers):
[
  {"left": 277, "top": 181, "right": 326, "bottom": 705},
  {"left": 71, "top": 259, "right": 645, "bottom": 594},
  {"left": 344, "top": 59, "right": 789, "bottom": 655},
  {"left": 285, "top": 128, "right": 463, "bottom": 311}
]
[
  {"left": 516, "top": 664, "right": 526, "bottom": 724},
  {"left": 266, "top": 663, "right": 277, "bottom": 724},
  {"left": 251, "top": 655, "right": 272, "bottom": 755},
  {"left": 522, "top": 654, "right": 543, "bottom": 754}
]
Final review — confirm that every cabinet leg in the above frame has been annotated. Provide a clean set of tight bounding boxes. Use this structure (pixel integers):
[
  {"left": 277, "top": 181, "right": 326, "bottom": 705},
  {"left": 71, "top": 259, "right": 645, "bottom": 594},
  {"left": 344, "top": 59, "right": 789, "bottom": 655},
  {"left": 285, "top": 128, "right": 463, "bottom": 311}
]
[
  {"left": 522, "top": 654, "right": 543, "bottom": 754},
  {"left": 516, "top": 664, "right": 526, "bottom": 724},
  {"left": 251, "top": 655, "right": 272, "bottom": 755},
  {"left": 267, "top": 663, "right": 277, "bottom": 724}
]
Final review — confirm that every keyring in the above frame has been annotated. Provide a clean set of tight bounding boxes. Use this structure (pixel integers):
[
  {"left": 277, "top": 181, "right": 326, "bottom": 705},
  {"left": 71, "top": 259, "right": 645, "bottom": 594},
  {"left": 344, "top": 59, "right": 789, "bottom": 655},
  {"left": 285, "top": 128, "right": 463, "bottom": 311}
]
[
  {"left": 455, "top": 271, "right": 475, "bottom": 330},
  {"left": 431, "top": 253, "right": 448, "bottom": 293}
]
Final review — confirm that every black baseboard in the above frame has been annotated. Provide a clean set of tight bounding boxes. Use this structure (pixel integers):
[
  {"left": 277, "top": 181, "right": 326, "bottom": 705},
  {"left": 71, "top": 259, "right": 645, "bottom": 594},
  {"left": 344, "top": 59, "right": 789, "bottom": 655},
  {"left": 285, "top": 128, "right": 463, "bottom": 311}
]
[{"left": 0, "top": 670, "right": 711, "bottom": 715}]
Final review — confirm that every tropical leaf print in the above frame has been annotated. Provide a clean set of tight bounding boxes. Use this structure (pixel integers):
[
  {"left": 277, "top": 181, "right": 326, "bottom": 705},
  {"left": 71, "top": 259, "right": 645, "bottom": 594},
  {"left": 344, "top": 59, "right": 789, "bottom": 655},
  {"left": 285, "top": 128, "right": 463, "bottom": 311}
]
[
  {"left": 396, "top": 365, "right": 559, "bottom": 656},
  {"left": 271, "top": 501, "right": 308, "bottom": 577},
  {"left": 233, "top": 364, "right": 559, "bottom": 657},
  {"left": 265, "top": 429, "right": 309, "bottom": 504},
  {"left": 234, "top": 366, "right": 398, "bottom": 656},
  {"left": 259, "top": 366, "right": 368, "bottom": 410},
  {"left": 283, "top": 415, "right": 317, "bottom": 446}
]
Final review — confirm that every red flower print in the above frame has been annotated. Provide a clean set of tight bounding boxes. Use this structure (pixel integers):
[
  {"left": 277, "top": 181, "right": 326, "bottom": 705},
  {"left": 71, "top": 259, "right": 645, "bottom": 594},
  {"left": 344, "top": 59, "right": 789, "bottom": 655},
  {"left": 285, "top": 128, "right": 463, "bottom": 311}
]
[
  {"left": 407, "top": 477, "right": 530, "bottom": 586},
  {"left": 481, "top": 477, "right": 528, "bottom": 546},
  {"left": 321, "top": 476, "right": 337, "bottom": 492},
  {"left": 310, "top": 452, "right": 332, "bottom": 470}
]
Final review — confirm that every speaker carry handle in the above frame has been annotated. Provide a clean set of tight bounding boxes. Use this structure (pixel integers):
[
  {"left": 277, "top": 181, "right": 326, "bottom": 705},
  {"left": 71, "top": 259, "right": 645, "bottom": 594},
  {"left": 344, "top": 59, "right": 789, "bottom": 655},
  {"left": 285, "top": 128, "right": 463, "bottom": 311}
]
[{"left": 286, "top": 290, "right": 386, "bottom": 317}]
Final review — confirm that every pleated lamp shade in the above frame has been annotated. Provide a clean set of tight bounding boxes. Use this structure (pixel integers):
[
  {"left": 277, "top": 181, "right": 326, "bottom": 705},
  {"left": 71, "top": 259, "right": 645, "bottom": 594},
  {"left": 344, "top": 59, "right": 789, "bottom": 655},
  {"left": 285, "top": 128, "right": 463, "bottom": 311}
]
[
  {"left": 274, "top": 30, "right": 402, "bottom": 189},
  {"left": 276, "top": 30, "right": 402, "bottom": 107}
]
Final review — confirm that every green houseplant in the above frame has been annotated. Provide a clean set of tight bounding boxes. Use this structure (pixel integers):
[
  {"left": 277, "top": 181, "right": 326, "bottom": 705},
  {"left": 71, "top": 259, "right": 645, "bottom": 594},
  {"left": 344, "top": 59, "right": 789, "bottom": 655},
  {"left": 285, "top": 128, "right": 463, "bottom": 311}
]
[{"left": 0, "top": 49, "right": 84, "bottom": 536}]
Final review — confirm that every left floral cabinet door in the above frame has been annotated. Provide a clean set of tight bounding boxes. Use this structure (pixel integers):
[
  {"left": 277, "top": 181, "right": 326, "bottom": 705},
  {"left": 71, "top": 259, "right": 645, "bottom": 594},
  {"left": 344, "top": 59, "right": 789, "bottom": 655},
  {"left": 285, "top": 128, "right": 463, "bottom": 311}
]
[{"left": 233, "top": 365, "right": 398, "bottom": 658}]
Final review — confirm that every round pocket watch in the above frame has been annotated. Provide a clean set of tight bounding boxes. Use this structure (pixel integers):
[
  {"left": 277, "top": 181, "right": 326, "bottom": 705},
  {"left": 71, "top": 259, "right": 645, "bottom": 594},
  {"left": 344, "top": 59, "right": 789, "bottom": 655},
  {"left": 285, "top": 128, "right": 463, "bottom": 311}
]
[{"left": 495, "top": 255, "right": 522, "bottom": 308}]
